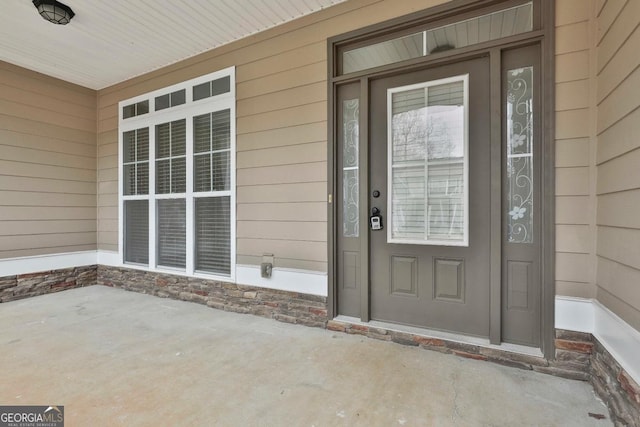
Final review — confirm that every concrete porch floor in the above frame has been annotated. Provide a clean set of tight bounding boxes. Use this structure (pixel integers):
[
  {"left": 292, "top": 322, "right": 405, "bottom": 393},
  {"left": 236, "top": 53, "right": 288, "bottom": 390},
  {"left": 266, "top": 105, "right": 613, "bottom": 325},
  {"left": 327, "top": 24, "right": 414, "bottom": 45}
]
[{"left": 0, "top": 286, "right": 611, "bottom": 426}]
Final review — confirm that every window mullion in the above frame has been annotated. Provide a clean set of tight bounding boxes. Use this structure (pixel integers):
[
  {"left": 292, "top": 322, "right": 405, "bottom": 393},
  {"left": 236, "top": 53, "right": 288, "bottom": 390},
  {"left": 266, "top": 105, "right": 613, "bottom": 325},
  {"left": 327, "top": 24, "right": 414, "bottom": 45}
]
[
  {"left": 149, "top": 124, "right": 157, "bottom": 269},
  {"left": 424, "top": 86, "right": 429, "bottom": 242},
  {"left": 133, "top": 129, "right": 139, "bottom": 195},
  {"left": 186, "top": 116, "right": 195, "bottom": 274},
  {"left": 210, "top": 114, "right": 215, "bottom": 191},
  {"left": 168, "top": 125, "right": 173, "bottom": 194}
]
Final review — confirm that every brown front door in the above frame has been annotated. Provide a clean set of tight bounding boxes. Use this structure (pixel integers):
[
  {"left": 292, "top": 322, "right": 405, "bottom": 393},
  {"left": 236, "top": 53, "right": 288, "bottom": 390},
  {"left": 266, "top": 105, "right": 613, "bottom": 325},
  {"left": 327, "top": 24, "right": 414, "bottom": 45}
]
[{"left": 368, "top": 56, "right": 492, "bottom": 336}]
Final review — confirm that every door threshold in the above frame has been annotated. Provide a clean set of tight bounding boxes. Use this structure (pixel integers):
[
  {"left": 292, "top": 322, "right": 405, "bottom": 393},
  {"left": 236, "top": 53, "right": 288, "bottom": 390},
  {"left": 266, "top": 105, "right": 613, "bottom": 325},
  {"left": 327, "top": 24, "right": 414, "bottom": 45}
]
[{"left": 334, "top": 315, "right": 543, "bottom": 358}]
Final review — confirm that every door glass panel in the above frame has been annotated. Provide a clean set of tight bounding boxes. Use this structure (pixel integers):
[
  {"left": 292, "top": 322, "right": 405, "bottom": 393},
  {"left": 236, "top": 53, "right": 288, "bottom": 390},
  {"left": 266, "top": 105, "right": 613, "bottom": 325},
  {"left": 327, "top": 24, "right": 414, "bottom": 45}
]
[
  {"left": 342, "top": 2, "right": 532, "bottom": 74},
  {"left": 389, "top": 76, "right": 468, "bottom": 245},
  {"left": 506, "top": 66, "right": 534, "bottom": 243},
  {"left": 343, "top": 99, "right": 359, "bottom": 237}
]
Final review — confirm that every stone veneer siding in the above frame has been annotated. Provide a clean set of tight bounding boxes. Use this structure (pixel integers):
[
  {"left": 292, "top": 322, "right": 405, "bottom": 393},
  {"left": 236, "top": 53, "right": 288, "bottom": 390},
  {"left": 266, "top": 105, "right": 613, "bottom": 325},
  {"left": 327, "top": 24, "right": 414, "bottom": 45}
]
[
  {"left": 0, "top": 266, "right": 97, "bottom": 303},
  {"left": 97, "top": 266, "right": 328, "bottom": 328},
  {"left": 1, "top": 264, "right": 638, "bottom": 424},
  {"left": 591, "top": 340, "right": 640, "bottom": 426},
  {"left": 326, "top": 320, "right": 591, "bottom": 381}
]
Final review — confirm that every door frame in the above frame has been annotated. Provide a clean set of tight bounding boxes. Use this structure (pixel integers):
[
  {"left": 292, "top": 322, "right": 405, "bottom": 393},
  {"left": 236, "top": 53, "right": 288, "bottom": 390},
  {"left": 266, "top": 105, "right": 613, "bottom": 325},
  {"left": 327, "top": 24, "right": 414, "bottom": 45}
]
[{"left": 327, "top": 0, "right": 556, "bottom": 358}]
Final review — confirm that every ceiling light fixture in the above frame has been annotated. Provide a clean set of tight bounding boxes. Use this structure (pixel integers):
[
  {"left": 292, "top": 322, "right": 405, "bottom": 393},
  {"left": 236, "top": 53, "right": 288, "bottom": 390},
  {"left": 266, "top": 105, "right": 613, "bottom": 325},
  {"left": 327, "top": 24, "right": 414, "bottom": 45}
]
[{"left": 33, "top": 0, "right": 75, "bottom": 25}]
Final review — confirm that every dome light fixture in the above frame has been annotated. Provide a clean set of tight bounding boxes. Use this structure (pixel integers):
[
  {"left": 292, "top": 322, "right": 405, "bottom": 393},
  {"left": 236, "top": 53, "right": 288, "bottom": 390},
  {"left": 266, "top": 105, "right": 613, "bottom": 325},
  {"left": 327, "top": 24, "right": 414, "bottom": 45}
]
[{"left": 33, "top": 0, "right": 75, "bottom": 25}]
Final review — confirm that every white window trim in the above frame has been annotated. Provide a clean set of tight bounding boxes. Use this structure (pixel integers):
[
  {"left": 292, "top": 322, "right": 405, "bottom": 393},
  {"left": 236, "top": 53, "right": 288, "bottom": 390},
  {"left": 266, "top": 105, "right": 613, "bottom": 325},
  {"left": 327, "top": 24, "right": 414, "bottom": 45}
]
[
  {"left": 118, "top": 66, "right": 236, "bottom": 282},
  {"left": 386, "top": 74, "right": 469, "bottom": 247}
]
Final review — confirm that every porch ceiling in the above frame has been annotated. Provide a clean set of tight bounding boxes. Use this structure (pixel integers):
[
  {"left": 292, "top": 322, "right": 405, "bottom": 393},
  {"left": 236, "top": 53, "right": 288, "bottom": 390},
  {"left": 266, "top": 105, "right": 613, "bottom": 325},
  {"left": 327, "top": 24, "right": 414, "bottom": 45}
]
[{"left": 1, "top": 0, "right": 347, "bottom": 90}]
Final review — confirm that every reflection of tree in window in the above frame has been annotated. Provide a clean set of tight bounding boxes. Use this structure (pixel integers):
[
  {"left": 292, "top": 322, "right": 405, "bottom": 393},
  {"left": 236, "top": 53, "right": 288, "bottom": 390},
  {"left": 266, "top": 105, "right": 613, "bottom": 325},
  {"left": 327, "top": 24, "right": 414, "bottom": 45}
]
[{"left": 391, "top": 82, "right": 465, "bottom": 243}]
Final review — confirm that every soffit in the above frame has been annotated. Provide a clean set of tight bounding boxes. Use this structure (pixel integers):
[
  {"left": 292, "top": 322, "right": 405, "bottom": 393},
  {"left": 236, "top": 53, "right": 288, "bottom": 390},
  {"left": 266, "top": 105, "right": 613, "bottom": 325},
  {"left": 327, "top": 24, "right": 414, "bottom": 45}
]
[{"left": 1, "top": 0, "right": 346, "bottom": 90}]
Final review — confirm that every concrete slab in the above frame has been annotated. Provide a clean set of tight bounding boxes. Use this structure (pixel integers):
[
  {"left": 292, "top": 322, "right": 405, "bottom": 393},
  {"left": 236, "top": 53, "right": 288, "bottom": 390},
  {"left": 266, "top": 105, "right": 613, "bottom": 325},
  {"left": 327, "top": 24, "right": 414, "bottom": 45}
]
[{"left": 0, "top": 286, "right": 611, "bottom": 426}]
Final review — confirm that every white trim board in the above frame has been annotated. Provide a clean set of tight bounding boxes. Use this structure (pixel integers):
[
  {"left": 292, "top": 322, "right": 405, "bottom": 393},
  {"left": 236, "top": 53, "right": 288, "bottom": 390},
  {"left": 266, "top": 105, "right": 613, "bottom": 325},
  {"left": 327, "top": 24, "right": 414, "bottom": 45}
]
[
  {"left": 1, "top": 251, "right": 328, "bottom": 297},
  {"left": 235, "top": 264, "right": 327, "bottom": 297},
  {"left": 99, "top": 252, "right": 328, "bottom": 296},
  {"left": 556, "top": 296, "right": 640, "bottom": 385},
  {"left": 593, "top": 301, "right": 640, "bottom": 386},
  {"left": 0, "top": 251, "right": 97, "bottom": 277},
  {"left": 554, "top": 296, "right": 594, "bottom": 333}
]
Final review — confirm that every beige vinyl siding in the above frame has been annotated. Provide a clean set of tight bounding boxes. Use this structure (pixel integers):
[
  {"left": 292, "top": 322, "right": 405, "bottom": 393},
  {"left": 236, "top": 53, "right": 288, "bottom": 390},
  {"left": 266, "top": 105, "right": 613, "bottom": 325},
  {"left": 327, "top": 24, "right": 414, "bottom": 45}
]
[
  {"left": 95, "top": 0, "right": 453, "bottom": 271},
  {"left": 0, "top": 61, "right": 97, "bottom": 259},
  {"left": 91, "top": 0, "right": 601, "bottom": 291},
  {"left": 595, "top": 0, "right": 640, "bottom": 331},
  {"left": 554, "top": 0, "right": 598, "bottom": 298}
]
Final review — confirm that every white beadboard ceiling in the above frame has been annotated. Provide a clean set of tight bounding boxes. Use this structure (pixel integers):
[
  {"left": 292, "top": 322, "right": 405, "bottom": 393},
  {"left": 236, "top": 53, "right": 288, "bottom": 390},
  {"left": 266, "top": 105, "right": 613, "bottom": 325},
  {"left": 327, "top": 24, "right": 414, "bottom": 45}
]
[{"left": 0, "top": 0, "right": 347, "bottom": 90}]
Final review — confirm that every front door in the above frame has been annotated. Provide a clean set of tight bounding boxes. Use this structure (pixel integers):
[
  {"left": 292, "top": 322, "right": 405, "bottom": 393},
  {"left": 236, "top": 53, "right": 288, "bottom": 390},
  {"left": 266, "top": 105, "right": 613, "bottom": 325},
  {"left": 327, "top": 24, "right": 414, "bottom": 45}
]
[
  {"left": 332, "top": 1, "right": 550, "bottom": 352},
  {"left": 368, "top": 56, "right": 491, "bottom": 336}
]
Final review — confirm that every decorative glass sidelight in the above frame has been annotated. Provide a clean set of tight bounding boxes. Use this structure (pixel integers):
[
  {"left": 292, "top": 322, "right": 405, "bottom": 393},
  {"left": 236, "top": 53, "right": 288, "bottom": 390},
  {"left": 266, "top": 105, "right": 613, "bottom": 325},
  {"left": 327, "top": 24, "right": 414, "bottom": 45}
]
[
  {"left": 388, "top": 76, "right": 468, "bottom": 246},
  {"left": 506, "top": 66, "right": 534, "bottom": 243},
  {"left": 343, "top": 99, "right": 360, "bottom": 237}
]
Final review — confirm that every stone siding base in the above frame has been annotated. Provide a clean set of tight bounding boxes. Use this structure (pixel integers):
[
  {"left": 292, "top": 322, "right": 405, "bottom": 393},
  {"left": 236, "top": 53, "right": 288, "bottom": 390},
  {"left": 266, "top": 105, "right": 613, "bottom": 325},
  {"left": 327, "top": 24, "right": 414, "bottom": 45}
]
[
  {"left": 327, "top": 320, "right": 591, "bottom": 381},
  {"left": 97, "top": 266, "right": 328, "bottom": 328},
  {"left": 591, "top": 340, "right": 640, "bottom": 426},
  {"left": 0, "top": 265, "right": 97, "bottom": 303}
]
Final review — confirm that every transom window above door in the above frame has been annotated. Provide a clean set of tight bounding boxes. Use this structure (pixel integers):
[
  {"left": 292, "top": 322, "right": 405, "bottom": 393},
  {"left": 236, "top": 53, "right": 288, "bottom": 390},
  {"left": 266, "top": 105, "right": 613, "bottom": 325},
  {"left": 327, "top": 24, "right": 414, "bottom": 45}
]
[{"left": 338, "top": 1, "right": 534, "bottom": 75}]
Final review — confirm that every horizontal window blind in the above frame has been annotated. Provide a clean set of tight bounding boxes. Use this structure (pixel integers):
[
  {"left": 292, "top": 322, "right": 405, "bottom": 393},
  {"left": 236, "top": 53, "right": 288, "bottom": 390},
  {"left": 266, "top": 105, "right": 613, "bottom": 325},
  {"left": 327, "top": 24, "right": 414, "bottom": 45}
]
[
  {"left": 123, "top": 128, "right": 149, "bottom": 195},
  {"left": 392, "top": 166, "right": 425, "bottom": 239},
  {"left": 195, "top": 197, "right": 231, "bottom": 275},
  {"left": 157, "top": 199, "right": 186, "bottom": 268},
  {"left": 427, "top": 162, "right": 464, "bottom": 240},
  {"left": 156, "top": 119, "right": 186, "bottom": 194},
  {"left": 193, "top": 110, "right": 230, "bottom": 192},
  {"left": 124, "top": 200, "right": 149, "bottom": 264}
]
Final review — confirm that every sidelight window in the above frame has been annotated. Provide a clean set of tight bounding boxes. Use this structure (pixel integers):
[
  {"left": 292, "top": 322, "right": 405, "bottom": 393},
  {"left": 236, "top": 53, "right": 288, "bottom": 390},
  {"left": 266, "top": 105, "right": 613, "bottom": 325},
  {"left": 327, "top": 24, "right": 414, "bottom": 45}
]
[
  {"left": 342, "top": 99, "right": 360, "bottom": 238},
  {"left": 506, "top": 66, "right": 534, "bottom": 243}
]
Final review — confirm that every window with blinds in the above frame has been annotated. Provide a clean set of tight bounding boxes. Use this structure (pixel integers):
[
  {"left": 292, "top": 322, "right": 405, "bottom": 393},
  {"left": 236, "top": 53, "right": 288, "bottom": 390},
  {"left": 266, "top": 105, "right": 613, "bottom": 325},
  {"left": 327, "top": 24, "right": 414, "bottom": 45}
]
[
  {"left": 119, "top": 67, "right": 236, "bottom": 278},
  {"left": 389, "top": 75, "right": 468, "bottom": 246},
  {"left": 193, "top": 109, "right": 231, "bottom": 273},
  {"left": 124, "top": 200, "right": 149, "bottom": 264},
  {"left": 122, "top": 128, "right": 149, "bottom": 195},
  {"left": 156, "top": 119, "right": 186, "bottom": 194},
  {"left": 195, "top": 197, "right": 231, "bottom": 274},
  {"left": 157, "top": 199, "right": 186, "bottom": 268},
  {"left": 194, "top": 110, "right": 230, "bottom": 192}
]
